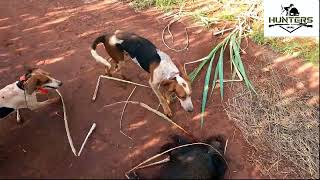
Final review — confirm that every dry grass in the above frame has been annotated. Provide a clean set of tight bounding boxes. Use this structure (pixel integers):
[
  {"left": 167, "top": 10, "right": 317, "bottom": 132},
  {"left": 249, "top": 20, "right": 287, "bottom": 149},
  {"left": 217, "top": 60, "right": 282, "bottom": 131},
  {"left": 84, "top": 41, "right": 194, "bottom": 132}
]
[{"left": 225, "top": 72, "right": 319, "bottom": 179}]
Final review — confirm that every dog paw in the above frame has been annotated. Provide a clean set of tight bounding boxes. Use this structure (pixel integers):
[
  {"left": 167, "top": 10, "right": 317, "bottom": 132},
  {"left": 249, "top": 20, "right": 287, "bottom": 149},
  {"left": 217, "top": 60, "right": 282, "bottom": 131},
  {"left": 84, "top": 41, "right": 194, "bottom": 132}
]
[
  {"left": 164, "top": 108, "right": 173, "bottom": 118},
  {"left": 50, "top": 97, "right": 61, "bottom": 104},
  {"left": 17, "top": 117, "right": 24, "bottom": 124}
]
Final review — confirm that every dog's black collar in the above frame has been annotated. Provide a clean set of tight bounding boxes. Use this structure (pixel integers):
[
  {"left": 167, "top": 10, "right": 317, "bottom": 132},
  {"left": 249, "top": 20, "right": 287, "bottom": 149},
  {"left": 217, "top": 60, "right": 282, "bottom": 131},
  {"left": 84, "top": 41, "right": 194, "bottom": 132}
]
[
  {"left": 16, "top": 72, "right": 31, "bottom": 90},
  {"left": 16, "top": 80, "right": 25, "bottom": 90}
]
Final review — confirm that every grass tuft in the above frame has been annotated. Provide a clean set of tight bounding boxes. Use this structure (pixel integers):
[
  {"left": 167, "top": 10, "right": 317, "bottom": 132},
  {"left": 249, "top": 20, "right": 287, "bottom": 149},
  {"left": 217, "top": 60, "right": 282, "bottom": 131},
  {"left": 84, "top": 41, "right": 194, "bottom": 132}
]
[
  {"left": 225, "top": 72, "right": 319, "bottom": 179},
  {"left": 130, "top": 0, "right": 184, "bottom": 11},
  {"left": 251, "top": 22, "right": 319, "bottom": 65}
]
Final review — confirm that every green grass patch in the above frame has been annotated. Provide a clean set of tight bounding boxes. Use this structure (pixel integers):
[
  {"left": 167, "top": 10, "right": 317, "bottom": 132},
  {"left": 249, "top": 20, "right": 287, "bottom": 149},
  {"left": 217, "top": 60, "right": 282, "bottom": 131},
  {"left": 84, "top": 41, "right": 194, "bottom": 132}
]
[
  {"left": 251, "top": 22, "right": 319, "bottom": 65},
  {"left": 130, "top": 0, "right": 185, "bottom": 11}
]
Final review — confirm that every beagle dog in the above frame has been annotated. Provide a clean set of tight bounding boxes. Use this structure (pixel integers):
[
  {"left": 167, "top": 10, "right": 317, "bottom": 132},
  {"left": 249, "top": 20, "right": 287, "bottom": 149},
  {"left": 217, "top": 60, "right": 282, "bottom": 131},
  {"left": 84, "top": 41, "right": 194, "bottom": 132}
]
[
  {"left": 0, "top": 68, "right": 63, "bottom": 123},
  {"left": 90, "top": 30, "right": 193, "bottom": 117}
]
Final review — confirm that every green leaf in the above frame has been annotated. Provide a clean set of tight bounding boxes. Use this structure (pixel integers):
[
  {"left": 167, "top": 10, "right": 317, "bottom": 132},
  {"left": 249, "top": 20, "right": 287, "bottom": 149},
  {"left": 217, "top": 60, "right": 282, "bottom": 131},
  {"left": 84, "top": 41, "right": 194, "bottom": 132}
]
[
  {"left": 200, "top": 53, "right": 216, "bottom": 128},
  {"left": 217, "top": 46, "right": 225, "bottom": 99},
  {"left": 210, "top": 58, "right": 219, "bottom": 97},
  {"left": 210, "top": 33, "right": 234, "bottom": 96},
  {"left": 232, "top": 37, "right": 257, "bottom": 93},
  {"left": 188, "top": 57, "right": 209, "bottom": 82},
  {"left": 229, "top": 34, "right": 234, "bottom": 73},
  {"left": 189, "top": 42, "right": 223, "bottom": 82}
]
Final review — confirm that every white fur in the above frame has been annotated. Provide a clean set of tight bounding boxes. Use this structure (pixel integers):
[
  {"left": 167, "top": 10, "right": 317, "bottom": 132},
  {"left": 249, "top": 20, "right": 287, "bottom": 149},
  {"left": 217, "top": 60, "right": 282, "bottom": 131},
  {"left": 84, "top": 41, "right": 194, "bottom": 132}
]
[
  {"left": 178, "top": 96, "right": 193, "bottom": 112},
  {"left": 131, "top": 57, "right": 141, "bottom": 68},
  {"left": 91, "top": 49, "right": 111, "bottom": 68},
  {"left": 152, "top": 49, "right": 179, "bottom": 84},
  {"left": 109, "top": 35, "right": 123, "bottom": 45}
]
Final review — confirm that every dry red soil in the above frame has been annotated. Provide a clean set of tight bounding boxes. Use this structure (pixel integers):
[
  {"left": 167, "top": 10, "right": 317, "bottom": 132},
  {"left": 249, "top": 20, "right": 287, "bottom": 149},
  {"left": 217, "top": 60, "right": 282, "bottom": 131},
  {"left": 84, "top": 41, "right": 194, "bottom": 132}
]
[{"left": 0, "top": 0, "right": 318, "bottom": 178}]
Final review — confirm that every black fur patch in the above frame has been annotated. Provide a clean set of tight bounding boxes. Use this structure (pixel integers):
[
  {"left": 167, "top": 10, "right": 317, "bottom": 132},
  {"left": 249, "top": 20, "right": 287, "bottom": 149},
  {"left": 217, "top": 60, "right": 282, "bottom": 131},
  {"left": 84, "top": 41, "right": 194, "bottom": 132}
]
[
  {"left": 128, "top": 135, "right": 227, "bottom": 179},
  {"left": 116, "top": 33, "right": 161, "bottom": 73},
  {"left": 0, "top": 107, "right": 14, "bottom": 119}
]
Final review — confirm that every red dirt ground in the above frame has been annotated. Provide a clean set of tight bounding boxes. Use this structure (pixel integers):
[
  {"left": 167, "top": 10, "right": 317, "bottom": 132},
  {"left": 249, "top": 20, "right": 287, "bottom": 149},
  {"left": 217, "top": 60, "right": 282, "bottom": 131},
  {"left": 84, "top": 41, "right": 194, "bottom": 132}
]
[{"left": 0, "top": 0, "right": 318, "bottom": 178}]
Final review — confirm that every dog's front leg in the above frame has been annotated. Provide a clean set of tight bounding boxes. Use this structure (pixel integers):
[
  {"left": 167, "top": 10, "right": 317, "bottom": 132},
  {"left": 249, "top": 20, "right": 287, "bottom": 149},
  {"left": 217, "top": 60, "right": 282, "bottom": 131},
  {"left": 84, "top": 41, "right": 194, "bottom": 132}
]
[
  {"left": 149, "top": 80, "right": 172, "bottom": 117},
  {"left": 28, "top": 97, "right": 60, "bottom": 111}
]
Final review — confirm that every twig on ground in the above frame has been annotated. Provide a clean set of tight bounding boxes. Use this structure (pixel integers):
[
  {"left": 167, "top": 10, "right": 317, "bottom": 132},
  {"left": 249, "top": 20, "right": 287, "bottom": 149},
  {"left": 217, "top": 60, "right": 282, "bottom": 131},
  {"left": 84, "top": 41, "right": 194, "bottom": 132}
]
[
  {"left": 78, "top": 123, "right": 96, "bottom": 156},
  {"left": 55, "top": 112, "right": 63, "bottom": 119},
  {"left": 56, "top": 90, "right": 97, "bottom": 157},
  {"left": 100, "top": 100, "right": 196, "bottom": 141},
  {"left": 156, "top": 103, "right": 161, "bottom": 111},
  {"left": 213, "top": 27, "right": 235, "bottom": 36},
  {"left": 224, "top": 138, "right": 229, "bottom": 155},
  {"left": 120, "top": 86, "right": 137, "bottom": 140},
  {"left": 92, "top": 75, "right": 150, "bottom": 101},
  {"left": 162, "top": 17, "right": 189, "bottom": 52},
  {"left": 56, "top": 89, "right": 77, "bottom": 156},
  {"left": 136, "top": 156, "right": 170, "bottom": 170},
  {"left": 99, "top": 101, "right": 127, "bottom": 111}
]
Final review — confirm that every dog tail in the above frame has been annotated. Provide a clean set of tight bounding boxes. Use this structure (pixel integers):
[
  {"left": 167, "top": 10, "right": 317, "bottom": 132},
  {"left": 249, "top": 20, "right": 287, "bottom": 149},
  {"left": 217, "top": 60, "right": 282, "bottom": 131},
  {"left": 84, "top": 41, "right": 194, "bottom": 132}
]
[{"left": 91, "top": 35, "right": 111, "bottom": 68}]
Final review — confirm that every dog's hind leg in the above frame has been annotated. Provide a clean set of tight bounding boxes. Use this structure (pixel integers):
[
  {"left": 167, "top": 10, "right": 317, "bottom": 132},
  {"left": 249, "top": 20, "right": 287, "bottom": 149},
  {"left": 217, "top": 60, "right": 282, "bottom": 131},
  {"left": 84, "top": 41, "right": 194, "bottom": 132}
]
[
  {"left": 16, "top": 109, "right": 22, "bottom": 123},
  {"left": 104, "top": 58, "right": 113, "bottom": 76}
]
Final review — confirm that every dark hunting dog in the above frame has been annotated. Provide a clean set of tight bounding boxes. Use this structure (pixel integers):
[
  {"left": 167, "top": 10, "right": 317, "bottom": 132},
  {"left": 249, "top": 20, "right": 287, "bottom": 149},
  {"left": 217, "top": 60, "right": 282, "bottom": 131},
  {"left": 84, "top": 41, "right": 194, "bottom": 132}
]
[{"left": 128, "top": 135, "right": 227, "bottom": 179}]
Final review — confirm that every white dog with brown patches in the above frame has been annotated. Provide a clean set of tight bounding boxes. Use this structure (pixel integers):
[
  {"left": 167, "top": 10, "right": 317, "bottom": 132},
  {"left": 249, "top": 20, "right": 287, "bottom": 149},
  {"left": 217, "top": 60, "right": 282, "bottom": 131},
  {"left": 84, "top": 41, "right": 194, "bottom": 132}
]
[
  {"left": 0, "top": 68, "right": 63, "bottom": 123},
  {"left": 91, "top": 30, "right": 193, "bottom": 117}
]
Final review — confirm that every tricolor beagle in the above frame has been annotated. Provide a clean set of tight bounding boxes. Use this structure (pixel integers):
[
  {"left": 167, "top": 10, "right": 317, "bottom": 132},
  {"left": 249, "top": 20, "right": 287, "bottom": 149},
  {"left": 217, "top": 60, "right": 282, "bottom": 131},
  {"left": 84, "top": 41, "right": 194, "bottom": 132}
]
[
  {"left": 0, "top": 68, "right": 63, "bottom": 123},
  {"left": 90, "top": 30, "right": 193, "bottom": 117}
]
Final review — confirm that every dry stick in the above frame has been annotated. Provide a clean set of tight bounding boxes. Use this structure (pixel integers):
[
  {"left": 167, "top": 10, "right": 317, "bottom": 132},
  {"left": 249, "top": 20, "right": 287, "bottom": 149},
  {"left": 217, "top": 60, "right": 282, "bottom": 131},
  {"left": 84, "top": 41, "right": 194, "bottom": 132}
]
[
  {"left": 183, "top": 56, "right": 209, "bottom": 72},
  {"left": 56, "top": 89, "right": 77, "bottom": 156},
  {"left": 100, "top": 101, "right": 196, "bottom": 141},
  {"left": 92, "top": 75, "right": 150, "bottom": 101},
  {"left": 78, "top": 123, "right": 96, "bottom": 156},
  {"left": 156, "top": 103, "right": 161, "bottom": 111},
  {"left": 213, "top": 27, "right": 235, "bottom": 36},
  {"left": 162, "top": 18, "right": 189, "bottom": 52},
  {"left": 56, "top": 90, "right": 96, "bottom": 157},
  {"left": 120, "top": 86, "right": 137, "bottom": 140},
  {"left": 99, "top": 101, "right": 129, "bottom": 112},
  {"left": 135, "top": 156, "right": 170, "bottom": 170},
  {"left": 92, "top": 75, "right": 102, "bottom": 101},
  {"left": 224, "top": 138, "right": 229, "bottom": 155},
  {"left": 125, "top": 142, "right": 228, "bottom": 178}
]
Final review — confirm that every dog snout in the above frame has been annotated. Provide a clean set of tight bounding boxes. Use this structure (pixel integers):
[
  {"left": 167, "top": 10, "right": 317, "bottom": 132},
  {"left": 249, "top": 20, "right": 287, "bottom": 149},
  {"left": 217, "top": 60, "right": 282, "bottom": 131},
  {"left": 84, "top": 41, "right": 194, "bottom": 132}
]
[
  {"left": 58, "top": 81, "right": 63, "bottom": 86},
  {"left": 186, "top": 106, "right": 194, "bottom": 112},
  {"left": 179, "top": 97, "right": 194, "bottom": 113}
]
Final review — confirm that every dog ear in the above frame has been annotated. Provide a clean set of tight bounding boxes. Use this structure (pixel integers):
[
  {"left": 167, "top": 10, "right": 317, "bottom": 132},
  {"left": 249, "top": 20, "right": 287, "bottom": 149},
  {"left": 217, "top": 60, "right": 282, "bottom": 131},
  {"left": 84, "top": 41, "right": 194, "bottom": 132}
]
[
  {"left": 161, "top": 79, "right": 176, "bottom": 92},
  {"left": 177, "top": 64, "right": 190, "bottom": 82},
  {"left": 23, "top": 65, "right": 37, "bottom": 74},
  {"left": 24, "top": 75, "right": 39, "bottom": 95}
]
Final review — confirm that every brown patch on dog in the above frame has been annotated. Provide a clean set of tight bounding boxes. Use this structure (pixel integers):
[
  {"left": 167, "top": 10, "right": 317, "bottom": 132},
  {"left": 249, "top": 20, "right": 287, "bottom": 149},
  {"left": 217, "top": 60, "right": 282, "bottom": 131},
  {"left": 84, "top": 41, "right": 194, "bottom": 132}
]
[
  {"left": 103, "top": 35, "right": 124, "bottom": 64},
  {"left": 149, "top": 61, "right": 160, "bottom": 82},
  {"left": 161, "top": 79, "right": 187, "bottom": 100}
]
